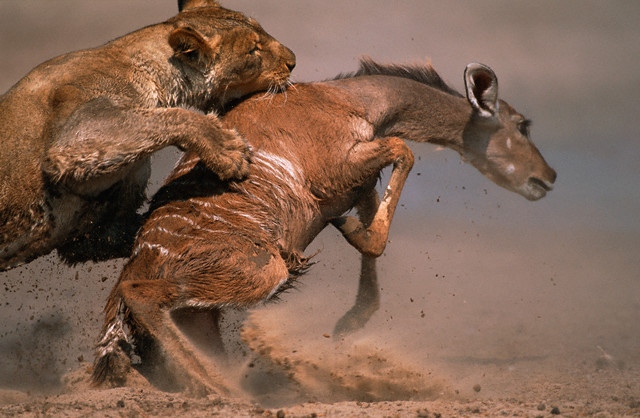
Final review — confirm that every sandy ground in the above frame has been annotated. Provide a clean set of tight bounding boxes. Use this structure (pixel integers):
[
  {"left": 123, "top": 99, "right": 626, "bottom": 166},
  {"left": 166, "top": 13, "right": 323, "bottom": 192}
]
[
  {"left": 1, "top": 1, "right": 639, "bottom": 417},
  {"left": 0, "top": 305, "right": 639, "bottom": 417},
  {"left": 0, "top": 368, "right": 638, "bottom": 417},
  {"left": 1, "top": 227, "right": 639, "bottom": 417}
]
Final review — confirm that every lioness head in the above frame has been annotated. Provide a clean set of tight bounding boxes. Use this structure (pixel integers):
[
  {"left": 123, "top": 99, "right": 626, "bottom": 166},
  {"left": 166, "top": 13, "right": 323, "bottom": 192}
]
[{"left": 168, "top": 0, "right": 296, "bottom": 110}]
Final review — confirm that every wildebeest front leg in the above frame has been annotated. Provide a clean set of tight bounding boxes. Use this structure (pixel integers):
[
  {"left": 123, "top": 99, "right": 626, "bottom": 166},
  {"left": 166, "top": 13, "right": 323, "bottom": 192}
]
[
  {"left": 333, "top": 189, "right": 381, "bottom": 337},
  {"left": 331, "top": 136, "right": 415, "bottom": 257},
  {"left": 330, "top": 137, "right": 414, "bottom": 336}
]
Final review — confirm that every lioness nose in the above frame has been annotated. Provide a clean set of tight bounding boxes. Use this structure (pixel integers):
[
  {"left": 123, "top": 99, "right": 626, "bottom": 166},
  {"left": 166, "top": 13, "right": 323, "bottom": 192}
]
[{"left": 283, "top": 47, "right": 296, "bottom": 72}]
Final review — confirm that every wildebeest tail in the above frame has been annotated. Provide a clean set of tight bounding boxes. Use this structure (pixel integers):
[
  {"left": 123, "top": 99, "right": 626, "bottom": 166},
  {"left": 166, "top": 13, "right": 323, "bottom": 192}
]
[{"left": 91, "top": 289, "right": 134, "bottom": 387}]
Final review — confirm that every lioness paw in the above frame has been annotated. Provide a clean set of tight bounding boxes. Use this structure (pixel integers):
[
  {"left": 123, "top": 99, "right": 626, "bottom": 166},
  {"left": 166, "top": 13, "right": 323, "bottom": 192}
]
[{"left": 201, "top": 128, "right": 252, "bottom": 180}]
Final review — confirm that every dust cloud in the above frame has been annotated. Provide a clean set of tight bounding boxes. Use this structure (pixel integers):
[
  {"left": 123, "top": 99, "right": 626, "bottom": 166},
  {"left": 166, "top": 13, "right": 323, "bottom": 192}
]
[
  {"left": 240, "top": 309, "right": 448, "bottom": 406},
  {"left": 226, "top": 209, "right": 639, "bottom": 406},
  {"left": 0, "top": 0, "right": 639, "bottom": 414}
]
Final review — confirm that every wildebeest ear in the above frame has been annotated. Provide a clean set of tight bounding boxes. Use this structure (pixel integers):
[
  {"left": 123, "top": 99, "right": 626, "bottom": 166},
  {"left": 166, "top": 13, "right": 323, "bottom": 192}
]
[
  {"left": 464, "top": 63, "right": 499, "bottom": 118},
  {"left": 169, "top": 27, "right": 221, "bottom": 69},
  {"left": 178, "top": 0, "right": 220, "bottom": 12}
]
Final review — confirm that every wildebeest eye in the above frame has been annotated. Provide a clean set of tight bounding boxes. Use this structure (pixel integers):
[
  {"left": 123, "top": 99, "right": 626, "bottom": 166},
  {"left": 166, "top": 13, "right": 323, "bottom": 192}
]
[{"left": 518, "top": 119, "right": 531, "bottom": 137}]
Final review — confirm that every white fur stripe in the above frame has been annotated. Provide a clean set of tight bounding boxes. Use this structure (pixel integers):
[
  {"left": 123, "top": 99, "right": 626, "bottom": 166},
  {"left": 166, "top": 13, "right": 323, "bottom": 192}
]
[
  {"left": 132, "top": 242, "right": 171, "bottom": 257},
  {"left": 253, "top": 150, "right": 304, "bottom": 184},
  {"left": 266, "top": 277, "right": 289, "bottom": 300}
]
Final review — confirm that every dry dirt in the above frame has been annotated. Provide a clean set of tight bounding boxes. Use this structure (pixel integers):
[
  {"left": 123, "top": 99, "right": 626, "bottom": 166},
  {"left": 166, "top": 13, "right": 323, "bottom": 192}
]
[{"left": 0, "top": 302, "right": 638, "bottom": 417}]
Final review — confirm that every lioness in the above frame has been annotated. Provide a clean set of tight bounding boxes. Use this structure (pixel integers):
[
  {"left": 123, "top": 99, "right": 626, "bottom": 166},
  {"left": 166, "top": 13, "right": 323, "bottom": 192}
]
[{"left": 0, "top": 0, "right": 296, "bottom": 270}]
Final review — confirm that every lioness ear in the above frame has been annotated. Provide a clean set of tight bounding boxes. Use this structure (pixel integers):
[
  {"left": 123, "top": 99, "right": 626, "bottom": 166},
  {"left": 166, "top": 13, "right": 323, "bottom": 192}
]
[
  {"left": 464, "top": 63, "right": 499, "bottom": 119},
  {"left": 178, "top": 0, "right": 220, "bottom": 12},
  {"left": 169, "top": 27, "right": 221, "bottom": 70}
]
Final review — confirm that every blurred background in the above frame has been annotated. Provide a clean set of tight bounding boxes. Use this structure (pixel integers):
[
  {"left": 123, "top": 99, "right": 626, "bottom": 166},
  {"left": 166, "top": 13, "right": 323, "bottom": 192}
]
[{"left": 0, "top": 0, "right": 638, "bottom": 397}]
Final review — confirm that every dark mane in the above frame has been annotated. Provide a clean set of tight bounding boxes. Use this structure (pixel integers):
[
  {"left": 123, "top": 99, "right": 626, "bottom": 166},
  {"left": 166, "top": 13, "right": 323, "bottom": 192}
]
[{"left": 334, "top": 57, "right": 463, "bottom": 98}]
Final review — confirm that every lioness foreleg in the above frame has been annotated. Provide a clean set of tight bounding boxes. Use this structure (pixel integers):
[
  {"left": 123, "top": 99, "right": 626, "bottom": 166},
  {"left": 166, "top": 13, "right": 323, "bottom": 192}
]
[{"left": 42, "top": 97, "right": 251, "bottom": 196}]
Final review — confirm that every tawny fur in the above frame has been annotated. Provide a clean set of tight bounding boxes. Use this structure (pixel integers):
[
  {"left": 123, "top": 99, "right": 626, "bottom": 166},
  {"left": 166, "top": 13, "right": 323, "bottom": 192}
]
[
  {"left": 0, "top": 0, "right": 295, "bottom": 270},
  {"left": 93, "top": 58, "right": 556, "bottom": 396}
]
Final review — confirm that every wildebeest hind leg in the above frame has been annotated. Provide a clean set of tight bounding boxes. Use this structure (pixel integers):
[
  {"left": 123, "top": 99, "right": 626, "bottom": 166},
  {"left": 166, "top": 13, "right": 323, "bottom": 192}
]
[
  {"left": 171, "top": 308, "right": 226, "bottom": 360},
  {"left": 118, "top": 279, "right": 229, "bottom": 397}
]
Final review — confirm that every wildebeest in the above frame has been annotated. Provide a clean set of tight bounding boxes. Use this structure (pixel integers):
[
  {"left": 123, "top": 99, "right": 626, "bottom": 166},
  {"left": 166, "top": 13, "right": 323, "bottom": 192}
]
[{"left": 93, "top": 58, "right": 556, "bottom": 396}]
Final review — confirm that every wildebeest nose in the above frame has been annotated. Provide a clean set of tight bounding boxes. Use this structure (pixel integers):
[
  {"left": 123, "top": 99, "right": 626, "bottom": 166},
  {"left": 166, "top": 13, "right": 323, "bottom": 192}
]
[{"left": 549, "top": 168, "right": 557, "bottom": 184}]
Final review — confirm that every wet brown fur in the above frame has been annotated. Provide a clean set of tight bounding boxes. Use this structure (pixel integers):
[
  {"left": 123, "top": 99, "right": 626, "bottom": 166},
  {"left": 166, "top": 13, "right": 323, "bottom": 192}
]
[{"left": 93, "top": 58, "right": 556, "bottom": 396}]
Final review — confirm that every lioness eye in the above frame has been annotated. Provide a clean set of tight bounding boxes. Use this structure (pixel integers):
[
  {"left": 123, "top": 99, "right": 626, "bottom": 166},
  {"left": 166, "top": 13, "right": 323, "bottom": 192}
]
[{"left": 249, "top": 44, "right": 262, "bottom": 55}]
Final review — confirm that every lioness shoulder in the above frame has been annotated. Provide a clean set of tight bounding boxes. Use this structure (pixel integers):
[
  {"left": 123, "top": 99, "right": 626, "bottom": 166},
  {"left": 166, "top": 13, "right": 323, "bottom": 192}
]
[{"left": 0, "top": 0, "right": 295, "bottom": 270}]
